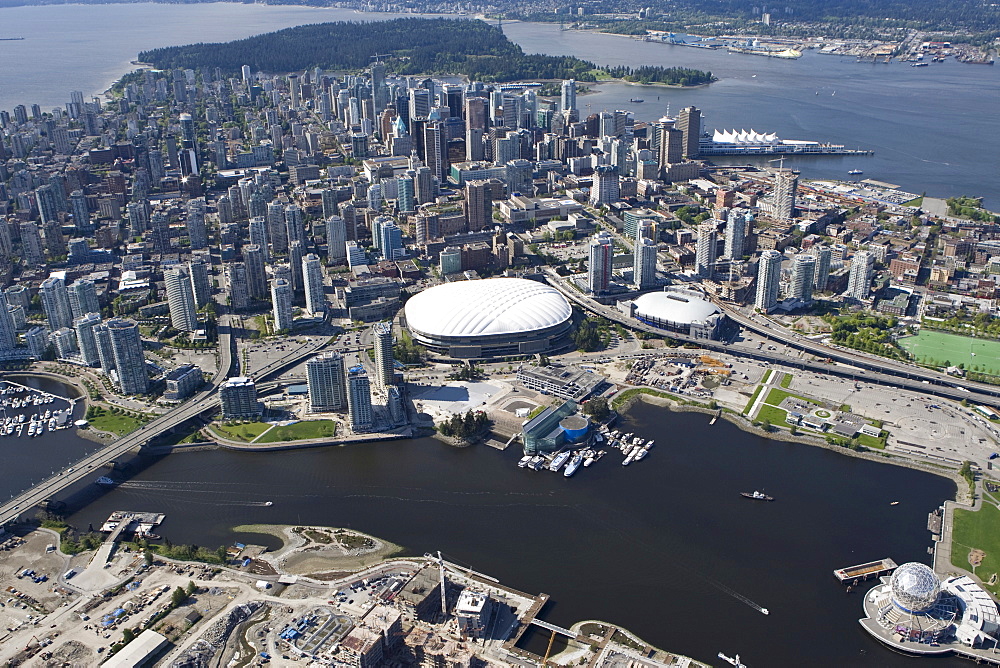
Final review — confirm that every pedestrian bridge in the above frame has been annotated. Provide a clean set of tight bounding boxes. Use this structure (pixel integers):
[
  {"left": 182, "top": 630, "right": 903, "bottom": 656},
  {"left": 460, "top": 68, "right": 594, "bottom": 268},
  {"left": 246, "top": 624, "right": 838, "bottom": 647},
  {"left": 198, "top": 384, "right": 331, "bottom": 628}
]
[{"left": 530, "top": 618, "right": 576, "bottom": 638}]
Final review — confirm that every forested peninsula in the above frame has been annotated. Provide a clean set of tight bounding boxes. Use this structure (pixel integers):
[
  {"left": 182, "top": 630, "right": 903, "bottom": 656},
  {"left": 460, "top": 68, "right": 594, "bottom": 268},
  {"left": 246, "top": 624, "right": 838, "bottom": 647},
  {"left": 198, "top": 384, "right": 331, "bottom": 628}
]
[{"left": 137, "top": 18, "right": 715, "bottom": 86}]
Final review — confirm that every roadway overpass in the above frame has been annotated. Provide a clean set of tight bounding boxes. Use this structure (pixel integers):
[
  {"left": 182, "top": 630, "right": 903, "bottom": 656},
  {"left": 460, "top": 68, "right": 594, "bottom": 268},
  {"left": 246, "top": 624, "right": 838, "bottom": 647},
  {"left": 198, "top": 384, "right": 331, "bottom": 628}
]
[
  {"left": 0, "top": 326, "right": 330, "bottom": 527},
  {"left": 541, "top": 269, "right": 1000, "bottom": 410}
]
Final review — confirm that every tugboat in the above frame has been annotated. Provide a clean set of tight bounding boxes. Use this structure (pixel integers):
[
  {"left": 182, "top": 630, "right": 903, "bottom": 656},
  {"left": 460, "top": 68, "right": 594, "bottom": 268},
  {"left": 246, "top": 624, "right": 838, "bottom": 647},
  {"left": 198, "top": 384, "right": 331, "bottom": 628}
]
[{"left": 740, "top": 490, "right": 774, "bottom": 501}]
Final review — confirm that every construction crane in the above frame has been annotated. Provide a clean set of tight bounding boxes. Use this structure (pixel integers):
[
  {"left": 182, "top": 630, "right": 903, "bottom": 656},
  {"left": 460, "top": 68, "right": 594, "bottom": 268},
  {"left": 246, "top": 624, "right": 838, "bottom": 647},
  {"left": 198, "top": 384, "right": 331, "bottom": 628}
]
[
  {"left": 768, "top": 156, "right": 786, "bottom": 171},
  {"left": 437, "top": 551, "right": 448, "bottom": 617}
]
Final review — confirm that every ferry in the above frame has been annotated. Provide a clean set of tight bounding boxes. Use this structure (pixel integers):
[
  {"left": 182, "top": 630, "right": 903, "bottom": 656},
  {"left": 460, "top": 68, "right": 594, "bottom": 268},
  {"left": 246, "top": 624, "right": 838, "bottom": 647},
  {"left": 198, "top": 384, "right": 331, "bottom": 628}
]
[
  {"left": 848, "top": 169, "right": 863, "bottom": 175},
  {"left": 564, "top": 454, "right": 583, "bottom": 477},
  {"left": 548, "top": 451, "right": 571, "bottom": 472},
  {"left": 741, "top": 490, "right": 774, "bottom": 501}
]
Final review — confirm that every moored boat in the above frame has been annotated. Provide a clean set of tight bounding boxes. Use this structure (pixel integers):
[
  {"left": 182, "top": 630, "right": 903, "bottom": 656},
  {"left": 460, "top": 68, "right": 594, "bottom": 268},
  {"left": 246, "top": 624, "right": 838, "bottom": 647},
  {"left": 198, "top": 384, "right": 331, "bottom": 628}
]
[
  {"left": 741, "top": 490, "right": 774, "bottom": 501},
  {"left": 564, "top": 454, "right": 584, "bottom": 477},
  {"left": 548, "top": 451, "right": 571, "bottom": 472}
]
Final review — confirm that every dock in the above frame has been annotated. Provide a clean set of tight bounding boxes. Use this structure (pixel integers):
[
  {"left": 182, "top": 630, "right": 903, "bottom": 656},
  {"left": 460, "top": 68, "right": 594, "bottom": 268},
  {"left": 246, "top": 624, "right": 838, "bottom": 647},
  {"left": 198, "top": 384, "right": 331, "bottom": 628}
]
[
  {"left": 834, "top": 558, "right": 897, "bottom": 584},
  {"left": 99, "top": 511, "right": 165, "bottom": 538}
]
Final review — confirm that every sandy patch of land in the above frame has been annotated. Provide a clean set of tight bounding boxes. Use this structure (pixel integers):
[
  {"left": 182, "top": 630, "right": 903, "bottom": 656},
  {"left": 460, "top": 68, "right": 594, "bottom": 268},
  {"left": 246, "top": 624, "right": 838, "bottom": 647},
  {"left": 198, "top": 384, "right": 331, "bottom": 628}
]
[{"left": 232, "top": 524, "right": 403, "bottom": 578}]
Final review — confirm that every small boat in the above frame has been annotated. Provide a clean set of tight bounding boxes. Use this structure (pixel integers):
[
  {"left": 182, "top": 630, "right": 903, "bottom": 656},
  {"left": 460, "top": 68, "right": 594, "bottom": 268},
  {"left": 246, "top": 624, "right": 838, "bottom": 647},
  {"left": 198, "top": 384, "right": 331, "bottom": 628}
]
[
  {"left": 548, "top": 451, "right": 571, "bottom": 472},
  {"left": 890, "top": 501, "right": 900, "bottom": 506},
  {"left": 623, "top": 449, "right": 640, "bottom": 466},
  {"left": 564, "top": 454, "right": 584, "bottom": 477},
  {"left": 741, "top": 491, "right": 774, "bottom": 501},
  {"left": 634, "top": 448, "right": 649, "bottom": 462},
  {"left": 529, "top": 456, "right": 545, "bottom": 471},
  {"left": 583, "top": 454, "right": 596, "bottom": 467},
  {"left": 911, "top": 62, "right": 929, "bottom": 67},
  {"left": 517, "top": 455, "right": 533, "bottom": 468},
  {"left": 645, "top": 440, "right": 654, "bottom": 448},
  {"left": 761, "top": 608, "right": 769, "bottom": 615},
  {"left": 718, "top": 653, "right": 747, "bottom": 668},
  {"left": 264, "top": 501, "right": 273, "bottom": 506},
  {"left": 629, "top": 98, "right": 644, "bottom": 103},
  {"left": 96, "top": 476, "right": 117, "bottom": 487},
  {"left": 848, "top": 169, "right": 863, "bottom": 175}
]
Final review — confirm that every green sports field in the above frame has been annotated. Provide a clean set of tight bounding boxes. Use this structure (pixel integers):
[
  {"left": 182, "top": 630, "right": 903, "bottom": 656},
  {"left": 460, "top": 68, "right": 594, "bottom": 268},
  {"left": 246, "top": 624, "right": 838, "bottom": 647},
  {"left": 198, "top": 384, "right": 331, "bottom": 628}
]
[{"left": 898, "top": 330, "right": 1000, "bottom": 374}]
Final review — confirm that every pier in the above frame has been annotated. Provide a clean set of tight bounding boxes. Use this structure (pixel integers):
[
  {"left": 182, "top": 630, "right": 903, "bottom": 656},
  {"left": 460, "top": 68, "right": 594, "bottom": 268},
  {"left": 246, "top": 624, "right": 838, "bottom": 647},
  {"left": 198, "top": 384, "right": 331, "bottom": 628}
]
[{"left": 834, "top": 557, "right": 897, "bottom": 583}]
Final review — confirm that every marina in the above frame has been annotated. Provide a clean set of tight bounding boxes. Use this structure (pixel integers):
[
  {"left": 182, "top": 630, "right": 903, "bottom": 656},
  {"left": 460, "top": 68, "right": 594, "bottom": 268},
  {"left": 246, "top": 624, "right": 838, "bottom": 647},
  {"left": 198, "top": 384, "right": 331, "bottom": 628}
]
[
  {"left": 0, "top": 380, "right": 76, "bottom": 439},
  {"left": 518, "top": 425, "right": 654, "bottom": 476}
]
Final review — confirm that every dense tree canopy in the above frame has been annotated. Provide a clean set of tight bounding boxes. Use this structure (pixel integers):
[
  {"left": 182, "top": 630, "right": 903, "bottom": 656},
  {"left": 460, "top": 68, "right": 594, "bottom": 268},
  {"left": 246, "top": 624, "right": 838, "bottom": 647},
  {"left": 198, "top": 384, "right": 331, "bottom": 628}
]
[{"left": 137, "top": 18, "right": 714, "bottom": 84}]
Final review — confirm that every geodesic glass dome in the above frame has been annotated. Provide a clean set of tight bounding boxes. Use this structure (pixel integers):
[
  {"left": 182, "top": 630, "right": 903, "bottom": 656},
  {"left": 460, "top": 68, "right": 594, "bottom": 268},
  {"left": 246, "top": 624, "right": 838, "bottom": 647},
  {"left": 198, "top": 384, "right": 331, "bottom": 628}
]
[{"left": 890, "top": 562, "right": 941, "bottom": 613}]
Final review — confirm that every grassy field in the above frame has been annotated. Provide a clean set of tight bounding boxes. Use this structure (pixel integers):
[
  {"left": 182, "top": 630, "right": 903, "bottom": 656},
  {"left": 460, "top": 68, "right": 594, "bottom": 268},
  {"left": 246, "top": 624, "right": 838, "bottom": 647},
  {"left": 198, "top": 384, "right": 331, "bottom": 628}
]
[
  {"left": 743, "top": 385, "right": 763, "bottom": 414},
  {"left": 257, "top": 420, "right": 338, "bottom": 443},
  {"left": 755, "top": 404, "right": 791, "bottom": 428},
  {"left": 611, "top": 388, "right": 683, "bottom": 410},
  {"left": 210, "top": 422, "right": 272, "bottom": 442},
  {"left": 951, "top": 502, "right": 1000, "bottom": 596},
  {"left": 87, "top": 410, "right": 147, "bottom": 435},
  {"left": 779, "top": 373, "right": 793, "bottom": 389},
  {"left": 899, "top": 331, "right": 1000, "bottom": 374},
  {"left": 765, "top": 388, "right": 821, "bottom": 407}
]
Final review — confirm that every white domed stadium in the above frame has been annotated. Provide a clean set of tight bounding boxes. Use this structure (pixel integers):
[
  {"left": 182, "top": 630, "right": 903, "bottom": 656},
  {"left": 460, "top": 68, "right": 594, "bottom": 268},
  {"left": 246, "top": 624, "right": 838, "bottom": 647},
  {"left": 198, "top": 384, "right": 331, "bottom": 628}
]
[
  {"left": 404, "top": 278, "right": 574, "bottom": 359},
  {"left": 626, "top": 287, "right": 726, "bottom": 340}
]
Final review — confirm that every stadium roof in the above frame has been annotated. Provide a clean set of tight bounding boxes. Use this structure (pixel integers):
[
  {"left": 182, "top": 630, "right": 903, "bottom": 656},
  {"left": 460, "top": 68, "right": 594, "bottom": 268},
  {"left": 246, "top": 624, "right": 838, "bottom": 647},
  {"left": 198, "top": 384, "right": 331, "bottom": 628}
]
[
  {"left": 633, "top": 290, "right": 721, "bottom": 325},
  {"left": 405, "top": 278, "right": 571, "bottom": 338}
]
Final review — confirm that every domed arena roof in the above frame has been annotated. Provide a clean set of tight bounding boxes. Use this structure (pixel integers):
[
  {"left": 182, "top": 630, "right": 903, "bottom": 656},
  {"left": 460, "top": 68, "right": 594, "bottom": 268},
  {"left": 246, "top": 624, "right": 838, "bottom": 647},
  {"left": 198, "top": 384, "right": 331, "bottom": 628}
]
[
  {"left": 890, "top": 562, "right": 941, "bottom": 613},
  {"left": 633, "top": 290, "right": 721, "bottom": 325},
  {"left": 404, "top": 278, "right": 572, "bottom": 339}
]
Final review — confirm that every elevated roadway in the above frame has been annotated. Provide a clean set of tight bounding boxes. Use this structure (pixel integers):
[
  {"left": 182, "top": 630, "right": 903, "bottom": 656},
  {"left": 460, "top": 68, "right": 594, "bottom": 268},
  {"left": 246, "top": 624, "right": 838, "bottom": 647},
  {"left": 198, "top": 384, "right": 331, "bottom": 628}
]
[
  {"left": 541, "top": 269, "right": 1000, "bottom": 410},
  {"left": 0, "top": 323, "right": 330, "bottom": 527}
]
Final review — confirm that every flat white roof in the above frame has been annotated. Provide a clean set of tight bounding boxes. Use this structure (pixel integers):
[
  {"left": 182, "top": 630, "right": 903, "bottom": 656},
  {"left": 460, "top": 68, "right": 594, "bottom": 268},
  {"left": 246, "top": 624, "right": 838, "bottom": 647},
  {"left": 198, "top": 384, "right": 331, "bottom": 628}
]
[{"left": 102, "top": 629, "right": 168, "bottom": 668}]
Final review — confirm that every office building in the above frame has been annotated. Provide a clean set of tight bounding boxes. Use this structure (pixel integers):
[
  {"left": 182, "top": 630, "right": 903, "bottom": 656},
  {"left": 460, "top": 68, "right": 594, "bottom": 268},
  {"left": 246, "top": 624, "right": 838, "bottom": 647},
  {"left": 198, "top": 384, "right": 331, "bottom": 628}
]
[
  {"left": 589, "top": 165, "right": 620, "bottom": 206},
  {"left": 633, "top": 237, "right": 658, "bottom": 289},
  {"left": 588, "top": 232, "right": 614, "bottom": 295},
  {"left": 847, "top": 250, "right": 874, "bottom": 300},
  {"left": 677, "top": 106, "right": 701, "bottom": 158},
  {"left": 164, "top": 265, "right": 198, "bottom": 332},
  {"left": 755, "top": 250, "right": 783, "bottom": 313},
  {"left": 271, "top": 278, "right": 293, "bottom": 332},
  {"left": 107, "top": 318, "right": 148, "bottom": 395},
  {"left": 163, "top": 363, "right": 203, "bottom": 401},
  {"left": 561, "top": 79, "right": 576, "bottom": 114},
  {"left": 372, "top": 321, "right": 395, "bottom": 390},
  {"left": 220, "top": 376, "right": 259, "bottom": 418},
  {"left": 789, "top": 254, "right": 816, "bottom": 302},
  {"left": 306, "top": 352, "right": 347, "bottom": 412},
  {"left": 303, "top": 253, "right": 325, "bottom": 314},
  {"left": 346, "top": 366, "right": 374, "bottom": 433},
  {"left": 465, "top": 180, "right": 493, "bottom": 232}
]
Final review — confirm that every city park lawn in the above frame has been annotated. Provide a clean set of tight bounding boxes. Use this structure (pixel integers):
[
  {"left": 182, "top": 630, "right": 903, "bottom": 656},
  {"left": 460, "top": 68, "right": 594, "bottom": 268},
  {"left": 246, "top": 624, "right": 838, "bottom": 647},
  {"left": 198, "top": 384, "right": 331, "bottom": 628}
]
[
  {"left": 256, "top": 420, "right": 338, "bottom": 443},
  {"left": 898, "top": 331, "right": 1000, "bottom": 374},
  {"left": 210, "top": 421, "right": 272, "bottom": 442},
  {"left": 85, "top": 407, "right": 148, "bottom": 436},
  {"left": 755, "top": 404, "right": 792, "bottom": 429},
  {"left": 951, "top": 501, "right": 1000, "bottom": 596},
  {"left": 764, "top": 387, "right": 821, "bottom": 407}
]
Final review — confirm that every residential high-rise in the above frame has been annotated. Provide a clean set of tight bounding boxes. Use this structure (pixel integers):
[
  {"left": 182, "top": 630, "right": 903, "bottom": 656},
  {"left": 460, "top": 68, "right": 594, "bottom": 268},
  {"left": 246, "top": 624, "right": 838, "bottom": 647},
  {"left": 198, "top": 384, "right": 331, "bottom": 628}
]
[
  {"left": 289, "top": 240, "right": 305, "bottom": 293},
  {"left": 321, "top": 188, "right": 339, "bottom": 219},
  {"left": 755, "top": 250, "right": 783, "bottom": 313},
  {"left": 812, "top": 245, "right": 832, "bottom": 292},
  {"left": 306, "top": 352, "right": 347, "bottom": 412},
  {"left": 165, "top": 265, "right": 199, "bottom": 332},
  {"left": 93, "top": 322, "right": 115, "bottom": 373},
  {"left": 396, "top": 175, "right": 415, "bottom": 214},
  {"left": 107, "top": 318, "right": 148, "bottom": 395},
  {"left": 0, "top": 292, "right": 16, "bottom": 352},
  {"left": 74, "top": 312, "right": 102, "bottom": 366},
  {"left": 35, "top": 184, "right": 60, "bottom": 226},
  {"left": 70, "top": 189, "right": 90, "bottom": 232},
  {"left": 379, "top": 222, "right": 403, "bottom": 261},
  {"left": 465, "top": 180, "right": 492, "bottom": 232},
  {"left": 588, "top": 232, "right": 614, "bottom": 295},
  {"left": 220, "top": 377, "right": 259, "bottom": 418},
  {"left": 789, "top": 254, "right": 816, "bottom": 302},
  {"left": 188, "top": 258, "right": 212, "bottom": 307},
  {"left": 68, "top": 278, "right": 100, "bottom": 320},
  {"left": 677, "top": 106, "right": 701, "bottom": 158},
  {"left": 271, "top": 278, "right": 293, "bottom": 332},
  {"left": 19, "top": 222, "right": 45, "bottom": 265},
  {"left": 40, "top": 274, "right": 74, "bottom": 331},
  {"left": 847, "top": 250, "right": 874, "bottom": 300},
  {"left": 284, "top": 204, "right": 306, "bottom": 248},
  {"left": 183, "top": 200, "right": 206, "bottom": 251},
  {"left": 771, "top": 169, "right": 798, "bottom": 219},
  {"left": 372, "top": 321, "right": 395, "bottom": 390},
  {"left": 243, "top": 244, "right": 268, "bottom": 299},
  {"left": 589, "top": 165, "right": 620, "bottom": 206},
  {"left": 150, "top": 210, "right": 171, "bottom": 253},
  {"left": 266, "top": 201, "right": 288, "bottom": 253},
  {"left": 303, "top": 253, "right": 325, "bottom": 314},
  {"left": 633, "top": 237, "right": 658, "bottom": 289},
  {"left": 346, "top": 365, "right": 374, "bottom": 433},
  {"left": 724, "top": 214, "right": 745, "bottom": 260},
  {"left": 226, "top": 262, "right": 251, "bottom": 311},
  {"left": 327, "top": 215, "right": 347, "bottom": 264},
  {"left": 695, "top": 222, "right": 718, "bottom": 278},
  {"left": 560, "top": 79, "right": 576, "bottom": 114}
]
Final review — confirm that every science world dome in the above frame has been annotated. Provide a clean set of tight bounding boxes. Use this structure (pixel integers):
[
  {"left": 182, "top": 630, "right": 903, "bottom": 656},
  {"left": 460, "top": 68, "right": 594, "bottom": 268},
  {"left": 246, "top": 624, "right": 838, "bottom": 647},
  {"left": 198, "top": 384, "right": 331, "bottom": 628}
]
[
  {"left": 890, "top": 562, "right": 941, "bottom": 613},
  {"left": 404, "top": 278, "right": 574, "bottom": 359}
]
